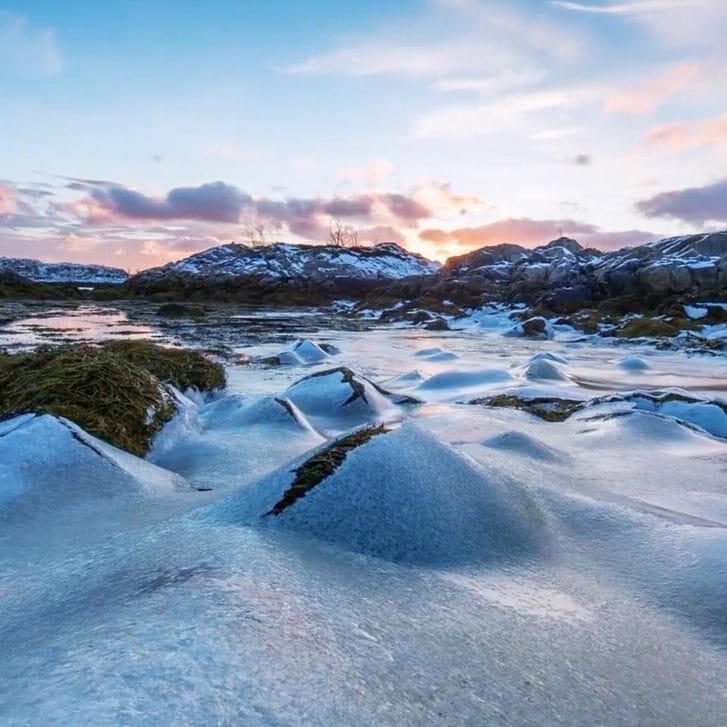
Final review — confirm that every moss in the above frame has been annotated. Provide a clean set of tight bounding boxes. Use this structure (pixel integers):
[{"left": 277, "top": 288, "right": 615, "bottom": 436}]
[
  {"left": 616, "top": 316, "right": 699, "bottom": 339},
  {"left": 470, "top": 394, "right": 585, "bottom": 422},
  {"left": 470, "top": 390, "right": 726, "bottom": 423},
  {"left": 0, "top": 341, "right": 225, "bottom": 455},
  {"left": 266, "top": 425, "right": 387, "bottom": 516}
]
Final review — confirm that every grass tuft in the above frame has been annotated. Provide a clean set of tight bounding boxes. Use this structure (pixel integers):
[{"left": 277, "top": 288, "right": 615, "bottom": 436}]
[
  {"left": 266, "top": 424, "right": 387, "bottom": 516},
  {"left": 0, "top": 341, "right": 225, "bottom": 455}
]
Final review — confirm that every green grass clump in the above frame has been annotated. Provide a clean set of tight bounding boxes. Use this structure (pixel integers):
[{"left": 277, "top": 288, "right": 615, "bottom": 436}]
[
  {"left": 266, "top": 425, "right": 387, "bottom": 516},
  {"left": 104, "top": 340, "right": 225, "bottom": 391},
  {"left": 0, "top": 341, "right": 225, "bottom": 455}
]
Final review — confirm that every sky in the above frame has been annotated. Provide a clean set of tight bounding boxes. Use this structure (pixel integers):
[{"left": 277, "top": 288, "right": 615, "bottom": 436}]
[{"left": 1, "top": 0, "right": 726, "bottom": 271}]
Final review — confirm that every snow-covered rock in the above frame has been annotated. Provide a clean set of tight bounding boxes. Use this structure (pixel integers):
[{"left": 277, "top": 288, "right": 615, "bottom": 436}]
[{"left": 0, "top": 257, "right": 128, "bottom": 284}]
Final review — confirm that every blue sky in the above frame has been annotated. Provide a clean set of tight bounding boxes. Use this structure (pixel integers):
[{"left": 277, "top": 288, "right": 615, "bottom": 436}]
[{"left": 1, "top": 0, "right": 725, "bottom": 269}]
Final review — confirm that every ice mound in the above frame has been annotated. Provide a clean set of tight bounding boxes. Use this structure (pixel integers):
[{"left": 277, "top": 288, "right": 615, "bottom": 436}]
[
  {"left": 568, "top": 390, "right": 727, "bottom": 439},
  {"left": 616, "top": 355, "right": 650, "bottom": 371},
  {"left": 482, "top": 431, "right": 567, "bottom": 462},
  {"left": 198, "top": 394, "right": 318, "bottom": 435},
  {"left": 417, "top": 368, "right": 512, "bottom": 399},
  {"left": 523, "top": 357, "right": 567, "bottom": 381},
  {"left": 272, "top": 339, "right": 340, "bottom": 366},
  {"left": 284, "top": 367, "right": 416, "bottom": 428},
  {"left": 424, "top": 351, "right": 459, "bottom": 362},
  {"left": 216, "top": 423, "right": 553, "bottom": 566},
  {"left": 150, "top": 395, "right": 324, "bottom": 489},
  {"left": 0, "top": 414, "right": 185, "bottom": 522},
  {"left": 413, "top": 347, "right": 458, "bottom": 361},
  {"left": 386, "top": 369, "right": 424, "bottom": 385},
  {"left": 632, "top": 397, "right": 727, "bottom": 439},
  {"left": 531, "top": 351, "right": 568, "bottom": 364}
]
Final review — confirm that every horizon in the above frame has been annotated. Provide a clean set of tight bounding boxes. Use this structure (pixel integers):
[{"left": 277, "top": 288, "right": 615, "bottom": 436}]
[{"left": 1, "top": 0, "right": 726, "bottom": 269}]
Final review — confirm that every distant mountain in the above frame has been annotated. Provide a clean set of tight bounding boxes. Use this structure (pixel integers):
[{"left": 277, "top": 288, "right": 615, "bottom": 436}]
[
  {"left": 132, "top": 242, "right": 439, "bottom": 285},
  {"left": 0, "top": 257, "right": 128, "bottom": 285}
]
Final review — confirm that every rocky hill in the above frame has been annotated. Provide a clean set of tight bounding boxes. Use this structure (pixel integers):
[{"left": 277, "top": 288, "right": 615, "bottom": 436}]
[
  {"left": 127, "top": 242, "right": 440, "bottom": 302},
  {"left": 367, "top": 232, "right": 727, "bottom": 314},
  {"left": 0, "top": 257, "right": 128, "bottom": 285}
]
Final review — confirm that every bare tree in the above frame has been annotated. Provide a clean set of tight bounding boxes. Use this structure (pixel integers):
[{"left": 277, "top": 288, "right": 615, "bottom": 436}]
[
  {"left": 327, "top": 217, "right": 359, "bottom": 248},
  {"left": 242, "top": 223, "right": 271, "bottom": 246}
]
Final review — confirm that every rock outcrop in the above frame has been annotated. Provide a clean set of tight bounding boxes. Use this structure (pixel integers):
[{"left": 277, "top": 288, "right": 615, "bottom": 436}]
[{"left": 367, "top": 232, "right": 726, "bottom": 315}]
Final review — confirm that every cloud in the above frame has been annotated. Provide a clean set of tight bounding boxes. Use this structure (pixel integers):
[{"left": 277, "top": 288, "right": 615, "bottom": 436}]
[
  {"left": 0, "top": 12, "right": 62, "bottom": 76},
  {"left": 72, "top": 181, "right": 253, "bottom": 224},
  {"left": 67, "top": 179, "right": 448, "bottom": 242},
  {"left": 420, "top": 217, "right": 658, "bottom": 252},
  {"left": 552, "top": 1, "right": 727, "bottom": 52},
  {"left": 338, "top": 157, "right": 394, "bottom": 187},
  {"left": 551, "top": 1, "right": 686, "bottom": 14},
  {"left": 604, "top": 63, "right": 698, "bottom": 115},
  {"left": 254, "top": 192, "right": 432, "bottom": 239},
  {"left": 643, "top": 113, "right": 727, "bottom": 149},
  {"left": 0, "top": 184, "right": 17, "bottom": 216},
  {"left": 415, "top": 87, "right": 594, "bottom": 139},
  {"left": 285, "top": 0, "right": 583, "bottom": 79},
  {"left": 636, "top": 179, "right": 727, "bottom": 224}
]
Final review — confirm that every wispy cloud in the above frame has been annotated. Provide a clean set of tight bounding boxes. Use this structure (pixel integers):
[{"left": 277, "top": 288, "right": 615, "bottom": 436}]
[
  {"left": 0, "top": 12, "right": 62, "bottom": 76},
  {"left": 551, "top": 1, "right": 687, "bottom": 15},
  {"left": 643, "top": 113, "right": 727, "bottom": 149},
  {"left": 414, "top": 87, "right": 595, "bottom": 139},
  {"left": 285, "top": 0, "right": 583, "bottom": 79},
  {"left": 553, "top": 0, "right": 727, "bottom": 52},
  {"left": 604, "top": 63, "right": 698, "bottom": 114}
]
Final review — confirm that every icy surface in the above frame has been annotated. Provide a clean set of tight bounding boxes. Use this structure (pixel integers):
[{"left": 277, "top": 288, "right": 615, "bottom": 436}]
[{"left": 1, "top": 307, "right": 726, "bottom": 725}]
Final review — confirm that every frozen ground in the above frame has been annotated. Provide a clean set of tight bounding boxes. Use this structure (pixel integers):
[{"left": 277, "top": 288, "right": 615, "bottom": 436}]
[{"left": 1, "top": 304, "right": 726, "bottom": 725}]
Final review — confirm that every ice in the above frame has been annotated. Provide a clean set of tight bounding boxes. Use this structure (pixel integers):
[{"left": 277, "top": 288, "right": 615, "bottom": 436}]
[
  {"left": 523, "top": 356, "right": 567, "bottom": 381},
  {"left": 273, "top": 338, "right": 337, "bottom": 365},
  {"left": 482, "top": 430, "right": 568, "bottom": 462},
  {"left": 283, "top": 367, "right": 409, "bottom": 430},
  {"left": 210, "top": 422, "right": 554, "bottom": 566},
  {"left": 1, "top": 308, "right": 726, "bottom": 725},
  {"left": 416, "top": 367, "right": 512, "bottom": 399},
  {"left": 150, "top": 394, "right": 325, "bottom": 490},
  {"left": 0, "top": 414, "right": 185, "bottom": 527},
  {"left": 616, "top": 354, "right": 651, "bottom": 371}
]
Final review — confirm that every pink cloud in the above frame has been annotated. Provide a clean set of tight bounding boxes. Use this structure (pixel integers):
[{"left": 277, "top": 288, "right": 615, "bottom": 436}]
[
  {"left": 605, "top": 63, "right": 698, "bottom": 114},
  {"left": 0, "top": 184, "right": 17, "bottom": 215},
  {"left": 644, "top": 113, "right": 727, "bottom": 149},
  {"left": 420, "top": 217, "right": 658, "bottom": 258}
]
